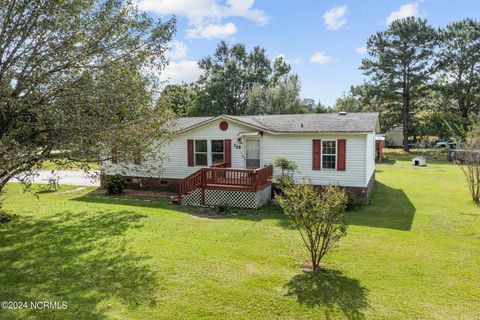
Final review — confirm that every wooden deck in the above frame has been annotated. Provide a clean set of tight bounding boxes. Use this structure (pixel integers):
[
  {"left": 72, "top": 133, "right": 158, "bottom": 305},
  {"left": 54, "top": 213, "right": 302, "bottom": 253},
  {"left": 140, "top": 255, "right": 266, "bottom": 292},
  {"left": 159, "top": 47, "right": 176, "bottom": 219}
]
[{"left": 174, "top": 164, "right": 273, "bottom": 204}]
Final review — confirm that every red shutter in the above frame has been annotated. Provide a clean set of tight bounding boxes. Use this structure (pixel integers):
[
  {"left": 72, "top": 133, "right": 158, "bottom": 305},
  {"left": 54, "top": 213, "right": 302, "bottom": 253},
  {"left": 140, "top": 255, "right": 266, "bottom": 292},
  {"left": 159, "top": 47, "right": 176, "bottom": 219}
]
[
  {"left": 187, "top": 139, "right": 194, "bottom": 167},
  {"left": 337, "top": 139, "right": 346, "bottom": 171},
  {"left": 224, "top": 139, "right": 232, "bottom": 167},
  {"left": 312, "top": 139, "right": 321, "bottom": 170}
]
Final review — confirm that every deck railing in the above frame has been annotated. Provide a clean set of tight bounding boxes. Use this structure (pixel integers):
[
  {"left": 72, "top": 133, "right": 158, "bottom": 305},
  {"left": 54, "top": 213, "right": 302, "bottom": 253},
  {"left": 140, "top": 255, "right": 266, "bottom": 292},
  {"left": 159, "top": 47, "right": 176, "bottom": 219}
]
[
  {"left": 178, "top": 169, "right": 205, "bottom": 198},
  {"left": 210, "top": 162, "right": 229, "bottom": 168},
  {"left": 177, "top": 165, "right": 273, "bottom": 202}
]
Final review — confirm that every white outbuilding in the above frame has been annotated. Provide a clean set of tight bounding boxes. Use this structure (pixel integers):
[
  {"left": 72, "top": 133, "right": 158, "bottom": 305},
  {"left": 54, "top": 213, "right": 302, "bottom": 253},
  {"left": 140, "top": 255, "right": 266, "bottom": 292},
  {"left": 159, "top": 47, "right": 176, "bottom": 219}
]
[{"left": 412, "top": 156, "right": 426, "bottom": 166}]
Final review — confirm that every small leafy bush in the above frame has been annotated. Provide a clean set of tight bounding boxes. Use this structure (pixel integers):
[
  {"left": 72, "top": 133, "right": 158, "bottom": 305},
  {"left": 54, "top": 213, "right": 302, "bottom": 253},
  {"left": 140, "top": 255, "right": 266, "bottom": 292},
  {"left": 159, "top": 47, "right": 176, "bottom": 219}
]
[
  {"left": 271, "top": 157, "right": 298, "bottom": 186},
  {"left": 0, "top": 212, "right": 14, "bottom": 224},
  {"left": 346, "top": 191, "right": 364, "bottom": 210},
  {"left": 216, "top": 203, "right": 232, "bottom": 214},
  {"left": 104, "top": 174, "right": 125, "bottom": 195},
  {"left": 277, "top": 180, "right": 348, "bottom": 272}
]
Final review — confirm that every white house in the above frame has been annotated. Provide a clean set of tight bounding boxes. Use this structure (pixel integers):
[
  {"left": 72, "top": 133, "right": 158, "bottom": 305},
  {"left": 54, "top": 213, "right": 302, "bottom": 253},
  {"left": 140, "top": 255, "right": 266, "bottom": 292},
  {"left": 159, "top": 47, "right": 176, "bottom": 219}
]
[{"left": 102, "top": 112, "right": 379, "bottom": 208}]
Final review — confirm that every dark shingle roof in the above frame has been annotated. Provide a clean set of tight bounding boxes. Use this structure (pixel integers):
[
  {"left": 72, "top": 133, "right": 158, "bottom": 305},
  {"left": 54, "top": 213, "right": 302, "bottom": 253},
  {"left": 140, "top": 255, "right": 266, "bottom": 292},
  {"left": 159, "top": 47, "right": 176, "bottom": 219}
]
[
  {"left": 175, "top": 113, "right": 379, "bottom": 133},
  {"left": 172, "top": 116, "right": 213, "bottom": 131}
]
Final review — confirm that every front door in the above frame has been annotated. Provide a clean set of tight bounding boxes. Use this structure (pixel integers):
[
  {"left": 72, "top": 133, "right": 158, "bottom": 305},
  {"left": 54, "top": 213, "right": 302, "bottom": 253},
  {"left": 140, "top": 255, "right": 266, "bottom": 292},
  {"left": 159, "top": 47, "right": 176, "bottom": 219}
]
[{"left": 245, "top": 139, "right": 260, "bottom": 168}]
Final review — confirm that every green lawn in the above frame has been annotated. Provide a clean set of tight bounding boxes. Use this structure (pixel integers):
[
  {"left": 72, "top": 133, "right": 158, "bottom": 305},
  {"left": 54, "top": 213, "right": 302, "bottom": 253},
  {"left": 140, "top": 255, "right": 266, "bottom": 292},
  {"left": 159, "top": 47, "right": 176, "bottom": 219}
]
[{"left": 0, "top": 149, "right": 479, "bottom": 319}]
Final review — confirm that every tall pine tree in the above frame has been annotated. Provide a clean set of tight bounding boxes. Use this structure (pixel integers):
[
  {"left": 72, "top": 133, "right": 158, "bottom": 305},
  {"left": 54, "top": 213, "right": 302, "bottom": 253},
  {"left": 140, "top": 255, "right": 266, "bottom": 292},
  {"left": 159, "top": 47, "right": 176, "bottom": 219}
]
[{"left": 361, "top": 17, "right": 437, "bottom": 151}]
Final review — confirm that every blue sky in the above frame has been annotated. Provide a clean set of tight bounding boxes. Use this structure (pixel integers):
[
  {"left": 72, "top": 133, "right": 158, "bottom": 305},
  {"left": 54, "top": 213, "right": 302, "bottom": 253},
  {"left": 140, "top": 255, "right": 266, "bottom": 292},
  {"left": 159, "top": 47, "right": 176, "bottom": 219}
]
[{"left": 138, "top": 0, "right": 480, "bottom": 106}]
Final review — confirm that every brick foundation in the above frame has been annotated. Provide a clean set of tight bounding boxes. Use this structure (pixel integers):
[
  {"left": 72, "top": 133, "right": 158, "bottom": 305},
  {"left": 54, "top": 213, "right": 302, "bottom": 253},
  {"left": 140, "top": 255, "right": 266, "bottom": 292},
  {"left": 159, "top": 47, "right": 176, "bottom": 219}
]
[
  {"left": 343, "top": 171, "right": 375, "bottom": 203},
  {"left": 102, "top": 171, "right": 376, "bottom": 204},
  {"left": 308, "top": 171, "right": 375, "bottom": 204}
]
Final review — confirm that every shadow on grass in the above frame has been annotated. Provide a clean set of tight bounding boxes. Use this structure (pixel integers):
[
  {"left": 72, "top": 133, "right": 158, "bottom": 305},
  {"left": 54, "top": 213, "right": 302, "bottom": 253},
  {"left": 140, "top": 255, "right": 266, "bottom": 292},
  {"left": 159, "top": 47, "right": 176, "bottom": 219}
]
[
  {"left": 73, "top": 192, "right": 172, "bottom": 209},
  {"left": 73, "top": 193, "right": 295, "bottom": 229},
  {"left": 348, "top": 181, "right": 416, "bottom": 231},
  {"left": 285, "top": 270, "right": 369, "bottom": 320},
  {"left": 0, "top": 210, "right": 157, "bottom": 319}
]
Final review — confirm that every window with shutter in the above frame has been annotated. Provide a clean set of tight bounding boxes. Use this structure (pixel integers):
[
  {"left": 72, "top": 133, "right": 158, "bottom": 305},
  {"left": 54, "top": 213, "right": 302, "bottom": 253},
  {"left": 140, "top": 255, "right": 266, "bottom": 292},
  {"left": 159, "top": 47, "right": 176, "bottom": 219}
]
[
  {"left": 322, "top": 140, "right": 336, "bottom": 170},
  {"left": 195, "top": 140, "right": 208, "bottom": 166},
  {"left": 211, "top": 140, "right": 224, "bottom": 165}
]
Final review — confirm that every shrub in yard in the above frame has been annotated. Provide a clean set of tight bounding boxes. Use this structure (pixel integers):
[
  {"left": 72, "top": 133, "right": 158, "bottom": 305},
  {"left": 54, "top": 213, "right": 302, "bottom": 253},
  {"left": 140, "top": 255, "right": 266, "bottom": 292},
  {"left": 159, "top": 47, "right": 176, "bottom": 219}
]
[
  {"left": 104, "top": 175, "right": 125, "bottom": 195},
  {"left": 454, "top": 120, "right": 480, "bottom": 204},
  {"left": 0, "top": 212, "right": 14, "bottom": 224},
  {"left": 277, "top": 180, "right": 348, "bottom": 272},
  {"left": 216, "top": 203, "right": 232, "bottom": 214},
  {"left": 271, "top": 157, "right": 298, "bottom": 186},
  {"left": 346, "top": 191, "right": 364, "bottom": 210}
]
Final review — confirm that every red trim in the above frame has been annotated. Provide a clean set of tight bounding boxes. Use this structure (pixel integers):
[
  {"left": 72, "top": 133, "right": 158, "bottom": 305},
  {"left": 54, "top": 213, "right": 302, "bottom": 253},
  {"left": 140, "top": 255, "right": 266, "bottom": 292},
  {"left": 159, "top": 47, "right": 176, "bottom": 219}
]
[
  {"left": 313, "top": 139, "right": 321, "bottom": 170},
  {"left": 177, "top": 165, "right": 273, "bottom": 199},
  {"left": 224, "top": 139, "right": 232, "bottom": 167},
  {"left": 337, "top": 139, "right": 346, "bottom": 171},
  {"left": 219, "top": 121, "right": 229, "bottom": 131},
  {"left": 187, "top": 139, "right": 194, "bottom": 167}
]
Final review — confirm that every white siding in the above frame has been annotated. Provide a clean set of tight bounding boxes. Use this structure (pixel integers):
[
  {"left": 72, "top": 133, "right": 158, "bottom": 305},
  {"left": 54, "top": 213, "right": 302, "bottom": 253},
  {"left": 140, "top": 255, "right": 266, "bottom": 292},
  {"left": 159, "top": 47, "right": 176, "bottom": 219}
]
[
  {"left": 102, "top": 119, "right": 253, "bottom": 179},
  {"left": 102, "top": 119, "right": 372, "bottom": 188},
  {"left": 262, "top": 133, "right": 368, "bottom": 188},
  {"left": 365, "top": 131, "right": 376, "bottom": 185}
]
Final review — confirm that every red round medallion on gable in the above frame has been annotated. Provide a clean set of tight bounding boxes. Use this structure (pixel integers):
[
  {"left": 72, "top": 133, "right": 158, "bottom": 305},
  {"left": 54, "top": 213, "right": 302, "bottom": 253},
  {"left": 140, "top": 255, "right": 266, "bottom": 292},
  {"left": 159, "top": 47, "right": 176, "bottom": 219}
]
[{"left": 219, "top": 121, "right": 228, "bottom": 131}]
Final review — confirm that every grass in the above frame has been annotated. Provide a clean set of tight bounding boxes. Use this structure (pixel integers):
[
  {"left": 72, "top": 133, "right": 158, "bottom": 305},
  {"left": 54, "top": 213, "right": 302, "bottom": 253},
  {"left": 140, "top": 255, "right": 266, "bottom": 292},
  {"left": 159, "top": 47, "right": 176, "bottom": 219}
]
[{"left": 0, "top": 148, "right": 479, "bottom": 319}]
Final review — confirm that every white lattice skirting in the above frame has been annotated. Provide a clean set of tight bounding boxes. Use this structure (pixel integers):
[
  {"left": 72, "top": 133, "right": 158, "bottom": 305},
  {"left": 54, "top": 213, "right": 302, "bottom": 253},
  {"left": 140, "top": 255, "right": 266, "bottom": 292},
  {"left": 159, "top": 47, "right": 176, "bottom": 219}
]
[{"left": 180, "top": 185, "right": 271, "bottom": 209}]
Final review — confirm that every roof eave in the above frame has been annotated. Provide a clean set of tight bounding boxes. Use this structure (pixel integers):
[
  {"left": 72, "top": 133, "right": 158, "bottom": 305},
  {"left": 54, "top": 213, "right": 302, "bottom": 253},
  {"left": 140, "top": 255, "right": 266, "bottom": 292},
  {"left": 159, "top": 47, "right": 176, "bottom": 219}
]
[{"left": 175, "top": 115, "right": 274, "bottom": 135}]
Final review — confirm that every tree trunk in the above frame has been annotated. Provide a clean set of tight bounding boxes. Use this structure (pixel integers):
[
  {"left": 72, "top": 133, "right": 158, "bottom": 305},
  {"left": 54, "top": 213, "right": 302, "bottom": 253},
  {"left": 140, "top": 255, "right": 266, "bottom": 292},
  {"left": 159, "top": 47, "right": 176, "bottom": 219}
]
[
  {"left": 402, "top": 92, "right": 410, "bottom": 152},
  {"left": 459, "top": 98, "right": 469, "bottom": 119}
]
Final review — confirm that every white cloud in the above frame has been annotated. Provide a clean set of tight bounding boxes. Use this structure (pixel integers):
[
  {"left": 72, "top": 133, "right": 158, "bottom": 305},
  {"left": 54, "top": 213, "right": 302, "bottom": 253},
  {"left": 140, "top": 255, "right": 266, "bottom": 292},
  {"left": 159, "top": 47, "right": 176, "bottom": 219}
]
[
  {"left": 292, "top": 57, "right": 304, "bottom": 65},
  {"left": 322, "top": 5, "right": 348, "bottom": 30},
  {"left": 356, "top": 46, "right": 367, "bottom": 54},
  {"left": 165, "top": 41, "right": 188, "bottom": 60},
  {"left": 137, "top": 0, "right": 222, "bottom": 21},
  {"left": 137, "top": 0, "right": 268, "bottom": 38},
  {"left": 223, "top": 0, "right": 269, "bottom": 25},
  {"left": 386, "top": 3, "right": 419, "bottom": 25},
  {"left": 160, "top": 60, "right": 203, "bottom": 84},
  {"left": 309, "top": 52, "right": 334, "bottom": 64},
  {"left": 187, "top": 22, "right": 237, "bottom": 39}
]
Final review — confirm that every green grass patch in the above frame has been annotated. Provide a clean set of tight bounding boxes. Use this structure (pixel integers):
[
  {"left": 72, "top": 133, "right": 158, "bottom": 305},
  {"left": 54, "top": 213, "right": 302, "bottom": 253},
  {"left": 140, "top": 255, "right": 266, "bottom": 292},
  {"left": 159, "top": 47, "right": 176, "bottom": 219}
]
[{"left": 0, "top": 149, "right": 479, "bottom": 319}]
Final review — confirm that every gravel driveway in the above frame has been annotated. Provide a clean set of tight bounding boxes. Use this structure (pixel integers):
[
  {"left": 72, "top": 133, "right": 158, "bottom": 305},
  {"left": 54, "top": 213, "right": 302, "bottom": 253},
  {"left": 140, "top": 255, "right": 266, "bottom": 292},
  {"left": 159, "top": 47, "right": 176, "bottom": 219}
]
[{"left": 11, "top": 170, "right": 100, "bottom": 187}]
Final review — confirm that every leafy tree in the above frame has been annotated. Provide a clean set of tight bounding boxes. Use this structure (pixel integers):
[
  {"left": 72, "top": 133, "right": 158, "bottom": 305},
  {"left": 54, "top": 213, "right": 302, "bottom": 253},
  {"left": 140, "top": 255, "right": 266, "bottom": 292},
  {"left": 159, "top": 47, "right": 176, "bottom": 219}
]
[
  {"left": 361, "top": 17, "right": 437, "bottom": 151},
  {"left": 454, "top": 118, "right": 480, "bottom": 204},
  {"left": 434, "top": 19, "right": 480, "bottom": 131},
  {"left": 333, "top": 93, "right": 363, "bottom": 113},
  {"left": 277, "top": 181, "right": 348, "bottom": 272},
  {"left": 245, "top": 75, "right": 310, "bottom": 115},
  {"left": 350, "top": 83, "right": 400, "bottom": 132},
  {"left": 300, "top": 98, "right": 316, "bottom": 113},
  {"left": 156, "top": 84, "right": 197, "bottom": 116},
  {"left": 271, "top": 55, "right": 292, "bottom": 86},
  {"left": 192, "top": 41, "right": 295, "bottom": 116},
  {"left": 0, "top": 0, "right": 176, "bottom": 190},
  {"left": 314, "top": 101, "right": 332, "bottom": 113}
]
